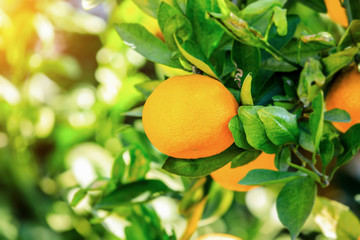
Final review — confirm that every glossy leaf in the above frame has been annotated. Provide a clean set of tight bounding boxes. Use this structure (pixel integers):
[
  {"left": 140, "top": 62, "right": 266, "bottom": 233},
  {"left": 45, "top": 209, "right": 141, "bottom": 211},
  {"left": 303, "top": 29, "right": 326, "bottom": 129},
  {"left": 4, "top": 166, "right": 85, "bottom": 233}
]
[
  {"left": 162, "top": 145, "right": 245, "bottom": 177},
  {"left": 319, "top": 136, "right": 334, "bottom": 167},
  {"left": 298, "top": 121, "right": 315, "bottom": 152},
  {"left": 337, "top": 124, "right": 360, "bottom": 168},
  {"left": 276, "top": 176, "right": 317, "bottom": 239},
  {"left": 232, "top": 41, "right": 261, "bottom": 79},
  {"left": 228, "top": 115, "right": 252, "bottom": 149},
  {"left": 231, "top": 149, "right": 261, "bottom": 168},
  {"left": 186, "top": 0, "right": 224, "bottom": 57},
  {"left": 338, "top": 20, "right": 360, "bottom": 50},
  {"left": 163, "top": 14, "right": 193, "bottom": 51},
  {"left": 297, "top": 0, "right": 327, "bottom": 13},
  {"left": 275, "top": 146, "right": 290, "bottom": 171},
  {"left": 238, "top": 106, "right": 279, "bottom": 154},
  {"left": 324, "top": 109, "right": 351, "bottom": 123},
  {"left": 322, "top": 47, "right": 359, "bottom": 78},
  {"left": 175, "top": 37, "right": 218, "bottom": 78},
  {"left": 309, "top": 92, "right": 324, "bottom": 152},
  {"left": 96, "top": 180, "right": 172, "bottom": 208},
  {"left": 241, "top": 0, "right": 283, "bottom": 35},
  {"left": 257, "top": 106, "right": 299, "bottom": 146},
  {"left": 297, "top": 58, "right": 326, "bottom": 107},
  {"left": 71, "top": 189, "right": 87, "bottom": 207},
  {"left": 131, "top": 0, "right": 161, "bottom": 17},
  {"left": 239, "top": 169, "right": 302, "bottom": 186},
  {"left": 115, "top": 23, "right": 181, "bottom": 68},
  {"left": 273, "top": 6, "right": 287, "bottom": 36},
  {"left": 240, "top": 73, "right": 254, "bottom": 106},
  {"left": 157, "top": 2, "right": 181, "bottom": 32}
]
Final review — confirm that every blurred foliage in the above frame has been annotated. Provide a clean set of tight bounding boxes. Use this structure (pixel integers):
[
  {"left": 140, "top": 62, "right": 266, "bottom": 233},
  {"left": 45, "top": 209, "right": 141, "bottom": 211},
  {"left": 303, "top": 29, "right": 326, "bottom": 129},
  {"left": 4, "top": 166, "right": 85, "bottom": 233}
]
[{"left": 0, "top": 0, "right": 359, "bottom": 240}]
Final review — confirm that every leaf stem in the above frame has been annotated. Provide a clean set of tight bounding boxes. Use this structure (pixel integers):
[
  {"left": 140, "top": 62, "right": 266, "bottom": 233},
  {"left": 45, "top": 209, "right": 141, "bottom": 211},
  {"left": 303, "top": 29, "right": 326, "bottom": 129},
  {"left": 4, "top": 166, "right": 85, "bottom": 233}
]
[{"left": 290, "top": 145, "right": 329, "bottom": 187}]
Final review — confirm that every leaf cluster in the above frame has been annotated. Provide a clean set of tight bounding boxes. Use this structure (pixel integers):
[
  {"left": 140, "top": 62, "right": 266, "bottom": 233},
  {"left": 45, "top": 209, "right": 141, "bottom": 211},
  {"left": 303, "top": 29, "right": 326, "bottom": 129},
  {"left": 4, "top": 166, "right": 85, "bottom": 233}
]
[{"left": 113, "top": 0, "right": 360, "bottom": 239}]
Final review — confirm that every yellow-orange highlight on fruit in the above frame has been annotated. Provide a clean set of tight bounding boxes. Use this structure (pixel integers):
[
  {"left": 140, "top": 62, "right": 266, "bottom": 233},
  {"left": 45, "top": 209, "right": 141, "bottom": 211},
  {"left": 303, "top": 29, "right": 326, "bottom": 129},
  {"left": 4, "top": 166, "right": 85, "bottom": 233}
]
[
  {"left": 325, "top": 67, "right": 360, "bottom": 132},
  {"left": 324, "top": 0, "right": 348, "bottom": 27},
  {"left": 197, "top": 233, "right": 242, "bottom": 240},
  {"left": 211, "top": 153, "right": 276, "bottom": 192},
  {"left": 142, "top": 74, "right": 239, "bottom": 159}
]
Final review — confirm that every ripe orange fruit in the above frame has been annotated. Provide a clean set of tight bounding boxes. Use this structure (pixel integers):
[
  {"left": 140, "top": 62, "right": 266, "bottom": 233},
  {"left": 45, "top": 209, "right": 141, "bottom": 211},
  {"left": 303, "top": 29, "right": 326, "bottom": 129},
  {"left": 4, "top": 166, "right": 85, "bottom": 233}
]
[
  {"left": 325, "top": 67, "right": 360, "bottom": 132},
  {"left": 324, "top": 0, "right": 348, "bottom": 27},
  {"left": 197, "top": 233, "right": 242, "bottom": 240},
  {"left": 142, "top": 74, "right": 239, "bottom": 159},
  {"left": 210, "top": 153, "right": 276, "bottom": 192}
]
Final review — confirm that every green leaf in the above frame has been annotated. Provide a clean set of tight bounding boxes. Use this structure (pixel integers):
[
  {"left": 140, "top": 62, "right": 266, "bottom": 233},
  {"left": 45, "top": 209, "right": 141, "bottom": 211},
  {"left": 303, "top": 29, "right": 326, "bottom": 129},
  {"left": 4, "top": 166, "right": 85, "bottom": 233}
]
[
  {"left": 162, "top": 144, "right": 244, "bottom": 177},
  {"left": 282, "top": 76, "right": 297, "bottom": 98},
  {"left": 298, "top": 121, "right": 315, "bottom": 152},
  {"left": 202, "top": 179, "right": 234, "bottom": 221},
  {"left": 309, "top": 92, "right": 325, "bottom": 152},
  {"left": 81, "top": 0, "right": 105, "bottom": 10},
  {"left": 122, "top": 106, "right": 143, "bottom": 118},
  {"left": 111, "top": 150, "right": 127, "bottom": 185},
  {"left": 324, "top": 109, "right": 351, "bottom": 123},
  {"left": 135, "top": 80, "right": 162, "bottom": 98},
  {"left": 157, "top": 2, "right": 181, "bottom": 33},
  {"left": 276, "top": 177, "right": 317, "bottom": 239},
  {"left": 337, "top": 124, "right": 360, "bottom": 168},
  {"left": 338, "top": 20, "right": 360, "bottom": 50},
  {"left": 240, "top": 73, "right": 254, "bottom": 106},
  {"left": 228, "top": 115, "right": 252, "bottom": 149},
  {"left": 297, "top": 0, "right": 327, "bottom": 13},
  {"left": 231, "top": 149, "right": 261, "bottom": 168},
  {"left": 207, "top": 11, "right": 268, "bottom": 49},
  {"left": 266, "top": 15, "right": 300, "bottom": 55},
  {"left": 175, "top": 37, "right": 218, "bottom": 78},
  {"left": 240, "top": 169, "right": 302, "bottom": 186},
  {"left": 322, "top": 47, "right": 359, "bottom": 78},
  {"left": 275, "top": 146, "right": 290, "bottom": 171},
  {"left": 71, "top": 189, "right": 87, "bottom": 207},
  {"left": 276, "top": 38, "right": 332, "bottom": 67},
  {"left": 297, "top": 58, "right": 326, "bottom": 107},
  {"left": 313, "top": 197, "right": 360, "bottom": 240},
  {"left": 238, "top": 106, "right": 279, "bottom": 154},
  {"left": 273, "top": 6, "right": 287, "bottom": 36},
  {"left": 241, "top": 0, "right": 283, "bottom": 35},
  {"left": 232, "top": 41, "right": 261, "bottom": 79},
  {"left": 131, "top": 0, "right": 161, "bottom": 17},
  {"left": 96, "top": 180, "right": 172, "bottom": 208},
  {"left": 319, "top": 136, "right": 334, "bottom": 167},
  {"left": 115, "top": 23, "right": 181, "bottom": 68},
  {"left": 300, "top": 32, "right": 336, "bottom": 47},
  {"left": 257, "top": 106, "right": 299, "bottom": 146},
  {"left": 127, "top": 148, "right": 150, "bottom": 182},
  {"left": 163, "top": 14, "right": 193, "bottom": 51},
  {"left": 186, "top": 0, "right": 224, "bottom": 57}
]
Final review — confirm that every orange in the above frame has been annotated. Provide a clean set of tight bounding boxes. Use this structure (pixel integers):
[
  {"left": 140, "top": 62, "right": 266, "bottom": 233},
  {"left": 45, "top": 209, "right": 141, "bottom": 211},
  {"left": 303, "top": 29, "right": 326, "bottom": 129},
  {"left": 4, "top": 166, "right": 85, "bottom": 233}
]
[
  {"left": 211, "top": 153, "right": 276, "bottom": 192},
  {"left": 325, "top": 67, "right": 360, "bottom": 132},
  {"left": 324, "top": 0, "right": 348, "bottom": 27},
  {"left": 142, "top": 74, "right": 239, "bottom": 159},
  {"left": 197, "top": 233, "right": 242, "bottom": 240}
]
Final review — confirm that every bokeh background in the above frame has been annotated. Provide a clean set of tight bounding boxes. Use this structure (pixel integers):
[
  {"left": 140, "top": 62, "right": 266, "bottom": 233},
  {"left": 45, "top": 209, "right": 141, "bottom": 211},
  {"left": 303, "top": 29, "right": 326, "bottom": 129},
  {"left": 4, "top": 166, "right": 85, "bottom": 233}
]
[{"left": 0, "top": 0, "right": 359, "bottom": 239}]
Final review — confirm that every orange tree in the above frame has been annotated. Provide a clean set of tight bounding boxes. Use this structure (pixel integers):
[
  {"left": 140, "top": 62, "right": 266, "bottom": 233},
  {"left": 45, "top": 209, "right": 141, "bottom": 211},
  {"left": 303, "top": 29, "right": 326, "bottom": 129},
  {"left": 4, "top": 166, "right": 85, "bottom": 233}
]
[{"left": 73, "top": 0, "right": 360, "bottom": 239}]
